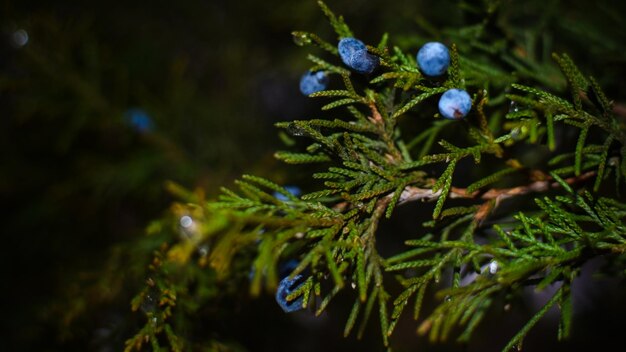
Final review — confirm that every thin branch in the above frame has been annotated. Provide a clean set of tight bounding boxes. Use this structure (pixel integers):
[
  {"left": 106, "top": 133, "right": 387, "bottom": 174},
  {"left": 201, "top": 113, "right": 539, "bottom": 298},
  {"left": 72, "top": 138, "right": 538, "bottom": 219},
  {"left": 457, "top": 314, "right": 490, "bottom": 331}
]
[{"left": 393, "top": 171, "right": 596, "bottom": 222}]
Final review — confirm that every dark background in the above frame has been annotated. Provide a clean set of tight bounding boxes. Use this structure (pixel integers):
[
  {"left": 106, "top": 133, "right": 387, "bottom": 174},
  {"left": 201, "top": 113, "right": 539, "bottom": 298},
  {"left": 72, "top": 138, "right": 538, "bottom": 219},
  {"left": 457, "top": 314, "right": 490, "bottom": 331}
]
[{"left": 2, "top": 0, "right": 626, "bottom": 350}]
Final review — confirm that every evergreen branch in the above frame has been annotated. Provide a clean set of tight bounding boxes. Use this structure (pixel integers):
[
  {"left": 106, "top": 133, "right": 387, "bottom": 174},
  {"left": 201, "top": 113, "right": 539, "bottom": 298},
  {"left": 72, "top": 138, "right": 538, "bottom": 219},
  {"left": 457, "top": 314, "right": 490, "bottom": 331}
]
[
  {"left": 310, "top": 89, "right": 364, "bottom": 100},
  {"left": 274, "top": 151, "right": 331, "bottom": 164},
  {"left": 291, "top": 31, "right": 338, "bottom": 54},
  {"left": 307, "top": 54, "right": 351, "bottom": 75},
  {"left": 125, "top": 4, "right": 626, "bottom": 351},
  {"left": 322, "top": 98, "right": 359, "bottom": 110},
  {"left": 317, "top": 0, "right": 353, "bottom": 38},
  {"left": 502, "top": 287, "right": 563, "bottom": 352},
  {"left": 406, "top": 120, "right": 453, "bottom": 158},
  {"left": 448, "top": 43, "right": 463, "bottom": 88},
  {"left": 392, "top": 87, "right": 448, "bottom": 118},
  {"left": 466, "top": 167, "right": 517, "bottom": 194},
  {"left": 594, "top": 136, "right": 614, "bottom": 191},
  {"left": 588, "top": 76, "right": 612, "bottom": 116},
  {"left": 433, "top": 160, "right": 457, "bottom": 219}
]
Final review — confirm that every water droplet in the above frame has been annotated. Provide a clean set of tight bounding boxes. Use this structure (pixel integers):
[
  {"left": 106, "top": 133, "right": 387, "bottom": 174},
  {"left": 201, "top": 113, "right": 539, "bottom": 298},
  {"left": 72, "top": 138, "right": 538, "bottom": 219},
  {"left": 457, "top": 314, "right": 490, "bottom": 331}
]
[
  {"left": 179, "top": 214, "right": 199, "bottom": 240},
  {"left": 488, "top": 260, "right": 499, "bottom": 275},
  {"left": 11, "top": 29, "right": 28, "bottom": 48},
  {"left": 292, "top": 32, "right": 312, "bottom": 46},
  {"left": 510, "top": 127, "right": 521, "bottom": 139},
  {"left": 509, "top": 101, "right": 519, "bottom": 113},
  {"left": 140, "top": 292, "right": 157, "bottom": 314},
  {"left": 287, "top": 123, "right": 305, "bottom": 137},
  {"left": 198, "top": 245, "right": 209, "bottom": 257},
  {"left": 180, "top": 215, "right": 193, "bottom": 228}
]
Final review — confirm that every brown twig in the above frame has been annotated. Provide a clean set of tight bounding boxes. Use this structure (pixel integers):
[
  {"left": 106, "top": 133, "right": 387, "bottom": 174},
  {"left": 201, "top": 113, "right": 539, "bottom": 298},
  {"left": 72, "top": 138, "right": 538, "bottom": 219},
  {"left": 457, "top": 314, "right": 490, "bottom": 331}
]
[{"left": 394, "top": 171, "right": 596, "bottom": 222}]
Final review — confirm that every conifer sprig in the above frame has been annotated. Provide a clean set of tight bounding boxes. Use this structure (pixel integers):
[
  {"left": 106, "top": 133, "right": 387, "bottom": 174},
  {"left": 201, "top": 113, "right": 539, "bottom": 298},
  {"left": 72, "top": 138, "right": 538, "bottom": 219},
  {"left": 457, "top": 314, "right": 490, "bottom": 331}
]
[{"left": 126, "top": 1, "right": 626, "bottom": 351}]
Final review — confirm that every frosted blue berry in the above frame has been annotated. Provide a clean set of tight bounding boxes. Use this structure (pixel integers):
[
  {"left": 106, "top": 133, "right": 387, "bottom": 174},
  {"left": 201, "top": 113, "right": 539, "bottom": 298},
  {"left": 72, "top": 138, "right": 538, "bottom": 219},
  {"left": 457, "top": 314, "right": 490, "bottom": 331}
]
[
  {"left": 438, "top": 89, "right": 472, "bottom": 119},
  {"left": 299, "top": 70, "right": 328, "bottom": 96},
  {"left": 338, "top": 37, "right": 367, "bottom": 66},
  {"left": 123, "top": 108, "right": 154, "bottom": 133},
  {"left": 337, "top": 37, "right": 379, "bottom": 74},
  {"left": 275, "top": 274, "right": 306, "bottom": 313},
  {"left": 417, "top": 42, "right": 450, "bottom": 77},
  {"left": 348, "top": 50, "right": 379, "bottom": 74}
]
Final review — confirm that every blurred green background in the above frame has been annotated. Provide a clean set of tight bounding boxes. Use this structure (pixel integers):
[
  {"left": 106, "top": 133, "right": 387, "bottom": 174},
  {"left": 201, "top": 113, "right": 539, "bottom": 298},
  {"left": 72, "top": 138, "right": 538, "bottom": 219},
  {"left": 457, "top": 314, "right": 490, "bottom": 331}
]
[{"left": 2, "top": 0, "right": 626, "bottom": 350}]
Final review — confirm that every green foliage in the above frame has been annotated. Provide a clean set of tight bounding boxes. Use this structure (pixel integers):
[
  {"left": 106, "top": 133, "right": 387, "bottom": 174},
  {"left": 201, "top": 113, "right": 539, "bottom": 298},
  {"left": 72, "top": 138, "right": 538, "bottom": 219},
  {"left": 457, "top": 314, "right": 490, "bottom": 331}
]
[{"left": 124, "top": 1, "right": 626, "bottom": 351}]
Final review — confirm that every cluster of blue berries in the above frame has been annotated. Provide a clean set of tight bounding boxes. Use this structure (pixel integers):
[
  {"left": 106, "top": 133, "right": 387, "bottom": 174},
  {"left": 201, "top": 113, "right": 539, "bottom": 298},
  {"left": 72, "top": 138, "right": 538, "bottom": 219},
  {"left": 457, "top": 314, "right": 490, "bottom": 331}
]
[
  {"left": 338, "top": 37, "right": 379, "bottom": 74},
  {"left": 300, "top": 37, "right": 379, "bottom": 96},
  {"left": 300, "top": 37, "right": 380, "bottom": 96},
  {"left": 275, "top": 259, "right": 307, "bottom": 313},
  {"left": 299, "top": 38, "right": 472, "bottom": 119},
  {"left": 416, "top": 41, "right": 472, "bottom": 119}
]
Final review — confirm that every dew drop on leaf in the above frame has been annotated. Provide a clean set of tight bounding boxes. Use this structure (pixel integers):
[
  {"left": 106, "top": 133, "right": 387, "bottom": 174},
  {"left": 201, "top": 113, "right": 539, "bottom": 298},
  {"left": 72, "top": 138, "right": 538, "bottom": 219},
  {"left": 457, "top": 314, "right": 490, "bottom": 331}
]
[
  {"left": 198, "top": 245, "right": 209, "bottom": 258},
  {"left": 140, "top": 292, "right": 157, "bottom": 314},
  {"left": 287, "top": 123, "right": 306, "bottom": 137},
  {"left": 488, "top": 260, "right": 499, "bottom": 274},
  {"left": 180, "top": 215, "right": 193, "bottom": 228},
  {"left": 292, "top": 32, "right": 312, "bottom": 46}
]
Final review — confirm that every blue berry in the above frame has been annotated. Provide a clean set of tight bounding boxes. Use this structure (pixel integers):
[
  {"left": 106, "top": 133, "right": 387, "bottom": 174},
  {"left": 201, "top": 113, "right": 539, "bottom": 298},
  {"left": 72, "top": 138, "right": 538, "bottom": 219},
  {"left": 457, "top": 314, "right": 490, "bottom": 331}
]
[
  {"left": 299, "top": 70, "right": 328, "bottom": 96},
  {"left": 348, "top": 50, "right": 379, "bottom": 74},
  {"left": 417, "top": 42, "right": 450, "bottom": 77},
  {"left": 438, "top": 89, "right": 472, "bottom": 119},
  {"left": 275, "top": 274, "right": 306, "bottom": 313},
  {"left": 338, "top": 37, "right": 367, "bottom": 66},
  {"left": 123, "top": 108, "right": 154, "bottom": 133},
  {"left": 337, "top": 37, "right": 379, "bottom": 74},
  {"left": 273, "top": 186, "right": 301, "bottom": 202}
]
